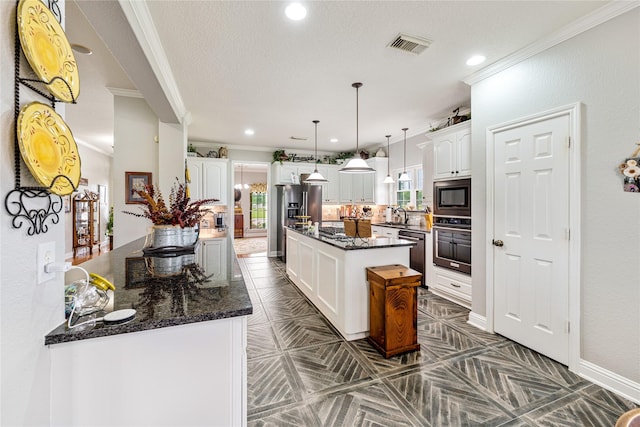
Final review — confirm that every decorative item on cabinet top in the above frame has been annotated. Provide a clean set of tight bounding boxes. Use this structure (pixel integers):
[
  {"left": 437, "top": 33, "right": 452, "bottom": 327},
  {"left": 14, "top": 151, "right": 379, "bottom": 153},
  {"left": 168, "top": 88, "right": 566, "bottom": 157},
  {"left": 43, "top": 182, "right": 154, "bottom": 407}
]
[
  {"left": 619, "top": 143, "right": 640, "bottom": 193},
  {"left": 429, "top": 107, "right": 470, "bottom": 132}
]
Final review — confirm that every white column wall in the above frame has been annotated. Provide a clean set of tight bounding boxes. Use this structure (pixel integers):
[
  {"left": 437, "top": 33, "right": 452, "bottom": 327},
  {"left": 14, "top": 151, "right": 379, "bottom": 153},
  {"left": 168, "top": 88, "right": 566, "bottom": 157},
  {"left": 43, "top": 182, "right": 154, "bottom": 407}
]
[
  {"left": 1, "top": 1, "right": 66, "bottom": 424},
  {"left": 158, "top": 121, "right": 187, "bottom": 196},
  {"left": 113, "top": 95, "right": 159, "bottom": 248}
]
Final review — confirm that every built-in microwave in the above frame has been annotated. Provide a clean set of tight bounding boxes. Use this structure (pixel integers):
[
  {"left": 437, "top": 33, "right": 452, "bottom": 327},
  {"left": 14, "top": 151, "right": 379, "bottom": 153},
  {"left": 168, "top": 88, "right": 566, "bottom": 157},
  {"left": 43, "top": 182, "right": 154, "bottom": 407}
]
[{"left": 433, "top": 178, "right": 471, "bottom": 217}]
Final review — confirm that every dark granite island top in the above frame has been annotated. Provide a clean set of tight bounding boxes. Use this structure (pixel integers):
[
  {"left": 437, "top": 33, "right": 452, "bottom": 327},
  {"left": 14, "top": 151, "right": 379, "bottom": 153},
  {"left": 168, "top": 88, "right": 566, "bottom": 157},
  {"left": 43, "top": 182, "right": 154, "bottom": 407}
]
[
  {"left": 287, "top": 226, "right": 417, "bottom": 250},
  {"left": 45, "top": 235, "right": 252, "bottom": 345}
]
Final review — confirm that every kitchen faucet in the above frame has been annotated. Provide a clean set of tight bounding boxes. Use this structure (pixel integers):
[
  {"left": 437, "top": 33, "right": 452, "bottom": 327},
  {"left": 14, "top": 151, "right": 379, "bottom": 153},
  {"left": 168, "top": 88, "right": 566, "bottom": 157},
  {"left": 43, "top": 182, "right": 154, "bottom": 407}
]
[{"left": 394, "top": 207, "right": 408, "bottom": 224}]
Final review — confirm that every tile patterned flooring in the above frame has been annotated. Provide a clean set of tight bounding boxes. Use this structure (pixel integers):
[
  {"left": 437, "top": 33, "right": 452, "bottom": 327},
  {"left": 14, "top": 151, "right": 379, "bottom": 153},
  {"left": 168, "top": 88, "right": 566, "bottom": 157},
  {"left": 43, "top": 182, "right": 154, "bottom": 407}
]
[{"left": 239, "top": 256, "right": 638, "bottom": 426}]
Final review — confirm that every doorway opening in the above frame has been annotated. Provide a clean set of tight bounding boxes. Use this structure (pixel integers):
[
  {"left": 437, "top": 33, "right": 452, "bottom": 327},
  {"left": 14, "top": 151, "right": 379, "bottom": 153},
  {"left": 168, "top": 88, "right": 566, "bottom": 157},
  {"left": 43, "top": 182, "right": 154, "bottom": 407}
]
[{"left": 232, "top": 161, "right": 270, "bottom": 256}]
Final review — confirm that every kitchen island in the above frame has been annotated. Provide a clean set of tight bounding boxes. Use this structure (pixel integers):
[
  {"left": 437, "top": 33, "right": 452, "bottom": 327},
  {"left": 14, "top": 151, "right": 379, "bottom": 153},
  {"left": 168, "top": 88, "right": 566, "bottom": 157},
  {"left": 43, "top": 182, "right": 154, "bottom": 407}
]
[
  {"left": 285, "top": 227, "right": 415, "bottom": 341},
  {"left": 45, "top": 234, "right": 252, "bottom": 427}
]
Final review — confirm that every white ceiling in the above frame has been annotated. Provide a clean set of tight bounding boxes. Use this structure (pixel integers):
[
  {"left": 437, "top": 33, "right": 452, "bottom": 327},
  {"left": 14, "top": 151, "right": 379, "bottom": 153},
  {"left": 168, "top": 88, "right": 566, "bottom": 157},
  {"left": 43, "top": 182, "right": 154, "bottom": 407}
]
[{"left": 64, "top": 1, "right": 608, "bottom": 155}]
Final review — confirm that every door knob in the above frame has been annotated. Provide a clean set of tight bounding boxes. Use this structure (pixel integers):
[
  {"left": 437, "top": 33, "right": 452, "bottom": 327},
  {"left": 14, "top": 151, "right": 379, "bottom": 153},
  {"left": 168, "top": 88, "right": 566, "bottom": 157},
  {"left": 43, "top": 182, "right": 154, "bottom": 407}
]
[{"left": 492, "top": 239, "right": 504, "bottom": 247}]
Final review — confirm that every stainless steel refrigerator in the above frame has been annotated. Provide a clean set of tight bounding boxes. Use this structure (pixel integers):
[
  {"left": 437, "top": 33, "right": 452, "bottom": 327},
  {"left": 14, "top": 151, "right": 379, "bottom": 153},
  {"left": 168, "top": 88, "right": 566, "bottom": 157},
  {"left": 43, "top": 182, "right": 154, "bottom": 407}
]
[{"left": 276, "top": 182, "right": 322, "bottom": 262}]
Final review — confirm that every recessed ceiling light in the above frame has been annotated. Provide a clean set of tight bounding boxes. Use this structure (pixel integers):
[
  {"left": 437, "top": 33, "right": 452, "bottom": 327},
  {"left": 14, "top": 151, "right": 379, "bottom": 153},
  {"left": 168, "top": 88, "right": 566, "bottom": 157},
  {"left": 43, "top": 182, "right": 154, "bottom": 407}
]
[
  {"left": 466, "top": 55, "right": 486, "bottom": 66},
  {"left": 285, "top": 3, "right": 307, "bottom": 21},
  {"left": 244, "top": 129, "right": 254, "bottom": 135},
  {"left": 330, "top": 138, "right": 338, "bottom": 143}
]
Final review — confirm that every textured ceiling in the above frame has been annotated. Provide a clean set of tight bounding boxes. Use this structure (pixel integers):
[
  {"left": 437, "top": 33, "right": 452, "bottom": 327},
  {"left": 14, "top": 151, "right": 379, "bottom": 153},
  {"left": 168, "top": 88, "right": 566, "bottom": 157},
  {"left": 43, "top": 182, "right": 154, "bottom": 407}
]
[{"left": 65, "top": 0, "right": 608, "bottom": 155}]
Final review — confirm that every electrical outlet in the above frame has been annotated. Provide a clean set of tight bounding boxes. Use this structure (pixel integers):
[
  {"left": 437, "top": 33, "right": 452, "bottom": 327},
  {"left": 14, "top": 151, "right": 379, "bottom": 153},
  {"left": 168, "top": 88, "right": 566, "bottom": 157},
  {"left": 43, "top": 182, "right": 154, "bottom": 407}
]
[{"left": 37, "top": 242, "right": 56, "bottom": 284}]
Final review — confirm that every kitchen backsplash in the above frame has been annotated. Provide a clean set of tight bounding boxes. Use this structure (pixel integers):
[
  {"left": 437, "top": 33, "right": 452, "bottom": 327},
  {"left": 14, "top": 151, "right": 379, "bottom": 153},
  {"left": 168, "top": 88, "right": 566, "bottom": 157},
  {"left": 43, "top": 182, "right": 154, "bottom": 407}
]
[
  {"left": 322, "top": 205, "right": 387, "bottom": 223},
  {"left": 322, "top": 204, "right": 429, "bottom": 226},
  {"left": 200, "top": 206, "right": 227, "bottom": 229}
]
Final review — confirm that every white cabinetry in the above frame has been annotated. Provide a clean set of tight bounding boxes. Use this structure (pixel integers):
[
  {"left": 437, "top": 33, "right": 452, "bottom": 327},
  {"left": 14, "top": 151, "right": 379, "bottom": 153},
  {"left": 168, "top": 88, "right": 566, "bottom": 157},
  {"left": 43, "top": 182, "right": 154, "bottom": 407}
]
[
  {"left": 431, "top": 122, "right": 471, "bottom": 180},
  {"left": 50, "top": 317, "right": 247, "bottom": 426},
  {"left": 201, "top": 238, "right": 227, "bottom": 281},
  {"left": 187, "top": 158, "right": 228, "bottom": 204},
  {"left": 431, "top": 266, "right": 471, "bottom": 308},
  {"left": 339, "top": 158, "right": 390, "bottom": 204},
  {"left": 369, "top": 157, "right": 392, "bottom": 206},
  {"left": 371, "top": 225, "right": 398, "bottom": 239},
  {"left": 273, "top": 162, "right": 315, "bottom": 184},
  {"left": 317, "top": 165, "right": 341, "bottom": 203},
  {"left": 339, "top": 171, "right": 374, "bottom": 203}
]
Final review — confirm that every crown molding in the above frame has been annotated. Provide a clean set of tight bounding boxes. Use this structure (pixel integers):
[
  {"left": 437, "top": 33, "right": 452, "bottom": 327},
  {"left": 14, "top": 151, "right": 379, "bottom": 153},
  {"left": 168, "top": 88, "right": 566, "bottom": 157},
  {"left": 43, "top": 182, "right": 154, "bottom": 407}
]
[
  {"left": 464, "top": 1, "right": 639, "bottom": 85},
  {"left": 118, "top": 0, "right": 187, "bottom": 123},
  {"left": 107, "top": 87, "right": 143, "bottom": 98}
]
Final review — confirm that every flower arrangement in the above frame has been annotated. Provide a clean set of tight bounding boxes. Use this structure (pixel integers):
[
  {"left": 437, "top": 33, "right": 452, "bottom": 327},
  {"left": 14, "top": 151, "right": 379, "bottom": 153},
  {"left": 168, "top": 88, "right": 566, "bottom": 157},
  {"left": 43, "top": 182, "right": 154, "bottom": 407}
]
[
  {"left": 123, "top": 179, "right": 218, "bottom": 227},
  {"left": 619, "top": 157, "right": 640, "bottom": 192}
]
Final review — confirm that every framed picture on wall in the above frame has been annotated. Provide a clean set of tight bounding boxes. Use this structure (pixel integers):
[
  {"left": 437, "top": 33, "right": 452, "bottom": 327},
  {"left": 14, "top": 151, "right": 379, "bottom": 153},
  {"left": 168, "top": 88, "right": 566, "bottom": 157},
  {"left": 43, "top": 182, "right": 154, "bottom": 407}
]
[{"left": 125, "top": 172, "right": 151, "bottom": 204}]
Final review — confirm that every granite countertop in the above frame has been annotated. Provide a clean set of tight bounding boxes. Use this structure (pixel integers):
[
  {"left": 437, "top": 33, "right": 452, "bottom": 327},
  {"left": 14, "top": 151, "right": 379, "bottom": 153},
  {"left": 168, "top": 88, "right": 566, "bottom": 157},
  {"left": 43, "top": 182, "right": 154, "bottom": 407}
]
[
  {"left": 287, "top": 227, "right": 416, "bottom": 250},
  {"left": 45, "top": 235, "right": 252, "bottom": 346},
  {"left": 199, "top": 228, "right": 228, "bottom": 239}
]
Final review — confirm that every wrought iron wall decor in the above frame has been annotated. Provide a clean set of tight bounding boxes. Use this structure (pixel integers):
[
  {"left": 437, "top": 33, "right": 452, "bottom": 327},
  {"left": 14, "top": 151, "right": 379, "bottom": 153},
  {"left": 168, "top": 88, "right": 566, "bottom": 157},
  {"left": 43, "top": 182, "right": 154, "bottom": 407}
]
[{"left": 5, "top": 0, "right": 80, "bottom": 235}]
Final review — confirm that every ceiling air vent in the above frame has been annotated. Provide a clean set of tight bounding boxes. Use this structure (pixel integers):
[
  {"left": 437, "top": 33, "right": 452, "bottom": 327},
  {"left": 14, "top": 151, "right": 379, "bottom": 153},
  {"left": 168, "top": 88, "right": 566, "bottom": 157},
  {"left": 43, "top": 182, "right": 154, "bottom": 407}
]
[{"left": 387, "top": 33, "right": 432, "bottom": 55}]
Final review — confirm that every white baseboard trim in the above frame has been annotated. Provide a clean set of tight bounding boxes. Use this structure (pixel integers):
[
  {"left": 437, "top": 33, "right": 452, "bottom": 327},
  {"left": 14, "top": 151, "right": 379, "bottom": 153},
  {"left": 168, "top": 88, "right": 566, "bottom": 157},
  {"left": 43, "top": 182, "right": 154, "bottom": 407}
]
[
  {"left": 467, "top": 311, "right": 487, "bottom": 331},
  {"left": 577, "top": 359, "right": 640, "bottom": 404}
]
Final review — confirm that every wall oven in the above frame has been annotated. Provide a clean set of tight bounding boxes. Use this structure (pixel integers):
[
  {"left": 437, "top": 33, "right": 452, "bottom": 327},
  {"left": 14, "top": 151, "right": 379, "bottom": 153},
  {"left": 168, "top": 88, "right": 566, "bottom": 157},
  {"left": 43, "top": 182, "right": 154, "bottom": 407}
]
[
  {"left": 432, "top": 216, "right": 471, "bottom": 275},
  {"left": 434, "top": 178, "right": 471, "bottom": 217}
]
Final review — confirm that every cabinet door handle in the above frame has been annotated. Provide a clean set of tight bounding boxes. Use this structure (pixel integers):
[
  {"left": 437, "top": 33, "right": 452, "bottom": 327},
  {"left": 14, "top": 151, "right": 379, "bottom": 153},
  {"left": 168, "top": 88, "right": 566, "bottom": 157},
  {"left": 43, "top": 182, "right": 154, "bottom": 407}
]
[{"left": 492, "top": 239, "right": 504, "bottom": 247}]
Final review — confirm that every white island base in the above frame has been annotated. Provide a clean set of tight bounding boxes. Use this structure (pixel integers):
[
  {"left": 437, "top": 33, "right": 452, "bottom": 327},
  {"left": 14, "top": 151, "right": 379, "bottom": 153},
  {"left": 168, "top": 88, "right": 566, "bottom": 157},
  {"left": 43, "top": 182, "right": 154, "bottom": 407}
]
[
  {"left": 286, "top": 230, "right": 411, "bottom": 341},
  {"left": 49, "top": 317, "right": 247, "bottom": 426}
]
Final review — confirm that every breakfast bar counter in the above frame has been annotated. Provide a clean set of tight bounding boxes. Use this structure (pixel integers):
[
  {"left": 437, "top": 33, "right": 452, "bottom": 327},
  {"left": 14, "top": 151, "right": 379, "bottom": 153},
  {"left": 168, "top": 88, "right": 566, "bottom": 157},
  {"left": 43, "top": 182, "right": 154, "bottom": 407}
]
[
  {"left": 285, "top": 227, "right": 415, "bottom": 341},
  {"left": 46, "top": 235, "right": 252, "bottom": 427}
]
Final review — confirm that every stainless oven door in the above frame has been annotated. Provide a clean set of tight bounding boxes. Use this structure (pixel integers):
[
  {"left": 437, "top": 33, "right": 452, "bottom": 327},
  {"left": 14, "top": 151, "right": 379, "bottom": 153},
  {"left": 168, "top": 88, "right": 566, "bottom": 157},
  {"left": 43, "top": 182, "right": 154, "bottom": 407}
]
[{"left": 432, "top": 226, "right": 471, "bottom": 274}]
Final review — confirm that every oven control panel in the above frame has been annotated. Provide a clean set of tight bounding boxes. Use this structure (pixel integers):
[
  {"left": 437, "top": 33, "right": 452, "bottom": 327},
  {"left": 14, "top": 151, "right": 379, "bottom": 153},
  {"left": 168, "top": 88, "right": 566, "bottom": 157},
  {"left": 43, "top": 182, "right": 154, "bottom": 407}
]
[{"left": 433, "top": 216, "right": 471, "bottom": 229}]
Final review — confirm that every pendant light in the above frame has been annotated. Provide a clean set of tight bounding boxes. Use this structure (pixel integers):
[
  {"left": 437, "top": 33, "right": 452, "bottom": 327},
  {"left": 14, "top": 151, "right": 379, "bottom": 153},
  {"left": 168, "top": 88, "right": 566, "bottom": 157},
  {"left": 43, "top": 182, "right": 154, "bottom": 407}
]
[
  {"left": 398, "top": 128, "right": 411, "bottom": 181},
  {"left": 304, "top": 120, "right": 328, "bottom": 184},
  {"left": 383, "top": 134, "right": 394, "bottom": 184},
  {"left": 339, "top": 82, "right": 375, "bottom": 174},
  {"left": 234, "top": 164, "right": 249, "bottom": 190}
]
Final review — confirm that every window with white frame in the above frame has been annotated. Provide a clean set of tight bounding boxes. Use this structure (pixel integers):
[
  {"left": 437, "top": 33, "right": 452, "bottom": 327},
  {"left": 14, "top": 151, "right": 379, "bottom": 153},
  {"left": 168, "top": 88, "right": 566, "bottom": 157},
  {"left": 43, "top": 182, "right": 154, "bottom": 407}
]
[{"left": 394, "top": 165, "right": 423, "bottom": 210}]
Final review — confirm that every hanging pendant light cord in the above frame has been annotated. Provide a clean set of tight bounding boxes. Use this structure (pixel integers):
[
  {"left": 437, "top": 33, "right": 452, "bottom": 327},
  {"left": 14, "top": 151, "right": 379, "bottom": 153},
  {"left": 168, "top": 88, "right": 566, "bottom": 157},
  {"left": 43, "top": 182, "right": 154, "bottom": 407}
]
[
  {"left": 314, "top": 120, "right": 319, "bottom": 165},
  {"left": 403, "top": 128, "right": 408, "bottom": 172},
  {"left": 353, "top": 82, "right": 362, "bottom": 154},
  {"left": 386, "top": 135, "right": 391, "bottom": 174}
]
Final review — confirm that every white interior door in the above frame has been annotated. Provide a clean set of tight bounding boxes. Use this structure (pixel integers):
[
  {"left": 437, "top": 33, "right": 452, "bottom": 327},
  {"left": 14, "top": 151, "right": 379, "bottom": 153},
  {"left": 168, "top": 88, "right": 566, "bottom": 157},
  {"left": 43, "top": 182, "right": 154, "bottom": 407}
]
[{"left": 493, "top": 113, "right": 570, "bottom": 364}]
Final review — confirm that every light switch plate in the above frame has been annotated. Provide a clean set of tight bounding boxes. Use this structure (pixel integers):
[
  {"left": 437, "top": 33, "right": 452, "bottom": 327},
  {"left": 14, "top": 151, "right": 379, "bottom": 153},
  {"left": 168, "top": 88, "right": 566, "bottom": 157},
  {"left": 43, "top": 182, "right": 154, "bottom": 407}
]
[{"left": 37, "top": 241, "right": 56, "bottom": 284}]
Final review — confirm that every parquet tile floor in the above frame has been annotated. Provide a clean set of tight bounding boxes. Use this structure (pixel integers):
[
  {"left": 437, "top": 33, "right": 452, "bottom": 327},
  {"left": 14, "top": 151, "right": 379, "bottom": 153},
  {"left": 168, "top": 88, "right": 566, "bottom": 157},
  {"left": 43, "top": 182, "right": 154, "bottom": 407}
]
[{"left": 239, "top": 256, "right": 638, "bottom": 427}]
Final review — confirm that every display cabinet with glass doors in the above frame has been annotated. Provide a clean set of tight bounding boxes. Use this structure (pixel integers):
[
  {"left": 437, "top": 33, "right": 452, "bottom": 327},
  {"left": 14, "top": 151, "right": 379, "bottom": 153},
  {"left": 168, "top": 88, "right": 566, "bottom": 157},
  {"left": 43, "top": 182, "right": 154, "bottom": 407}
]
[{"left": 72, "top": 191, "right": 100, "bottom": 257}]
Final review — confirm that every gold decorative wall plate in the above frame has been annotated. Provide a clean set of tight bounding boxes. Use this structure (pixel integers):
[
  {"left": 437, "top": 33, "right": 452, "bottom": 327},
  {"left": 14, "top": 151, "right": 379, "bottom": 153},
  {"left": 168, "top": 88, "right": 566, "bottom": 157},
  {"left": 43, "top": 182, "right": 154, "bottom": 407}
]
[
  {"left": 17, "top": 102, "right": 81, "bottom": 195},
  {"left": 17, "top": 0, "right": 80, "bottom": 102}
]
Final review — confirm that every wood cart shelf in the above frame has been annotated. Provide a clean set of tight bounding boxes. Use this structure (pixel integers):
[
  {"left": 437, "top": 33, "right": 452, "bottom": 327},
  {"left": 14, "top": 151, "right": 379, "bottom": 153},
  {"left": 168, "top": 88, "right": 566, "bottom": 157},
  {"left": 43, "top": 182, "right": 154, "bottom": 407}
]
[{"left": 366, "top": 264, "right": 422, "bottom": 358}]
